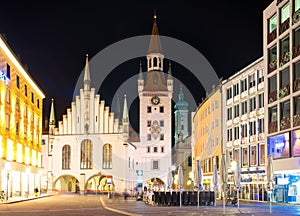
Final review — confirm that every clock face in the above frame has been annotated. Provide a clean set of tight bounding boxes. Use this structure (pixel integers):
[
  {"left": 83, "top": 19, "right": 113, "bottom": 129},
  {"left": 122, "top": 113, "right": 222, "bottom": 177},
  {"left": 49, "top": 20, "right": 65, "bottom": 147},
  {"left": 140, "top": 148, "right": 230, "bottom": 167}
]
[{"left": 151, "top": 95, "right": 160, "bottom": 105}]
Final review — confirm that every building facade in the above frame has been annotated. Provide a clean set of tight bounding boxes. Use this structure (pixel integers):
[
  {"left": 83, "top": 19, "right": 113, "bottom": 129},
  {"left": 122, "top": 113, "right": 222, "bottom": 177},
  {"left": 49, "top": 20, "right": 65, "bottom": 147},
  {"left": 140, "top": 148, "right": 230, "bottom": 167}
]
[
  {"left": 264, "top": 0, "right": 300, "bottom": 204},
  {"left": 0, "top": 35, "right": 45, "bottom": 198},
  {"left": 133, "top": 16, "right": 173, "bottom": 190},
  {"left": 41, "top": 55, "right": 135, "bottom": 194},
  {"left": 42, "top": 16, "right": 174, "bottom": 194},
  {"left": 193, "top": 85, "right": 222, "bottom": 192},
  {"left": 222, "top": 58, "right": 266, "bottom": 201},
  {"left": 172, "top": 86, "right": 192, "bottom": 190}
]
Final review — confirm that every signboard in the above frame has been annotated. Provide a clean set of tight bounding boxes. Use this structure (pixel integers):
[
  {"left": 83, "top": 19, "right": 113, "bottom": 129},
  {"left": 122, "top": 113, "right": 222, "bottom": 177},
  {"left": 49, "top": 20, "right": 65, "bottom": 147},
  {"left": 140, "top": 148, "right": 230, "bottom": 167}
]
[
  {"left": 136, "top": 170, "right": 143, "bottom": 176},
  {"left": 106, "top": 175, "right": 112, "bottom": 184},
  {"left": 0, "top": 70, "right": 9, "bottom": 85}
]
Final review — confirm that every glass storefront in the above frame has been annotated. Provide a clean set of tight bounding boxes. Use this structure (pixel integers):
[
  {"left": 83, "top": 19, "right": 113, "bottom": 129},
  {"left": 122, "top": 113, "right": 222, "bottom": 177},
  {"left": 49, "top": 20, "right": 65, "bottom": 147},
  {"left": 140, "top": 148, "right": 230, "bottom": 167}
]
[{"left": 274, "top": 174, "right": 300, "bottom": 203}]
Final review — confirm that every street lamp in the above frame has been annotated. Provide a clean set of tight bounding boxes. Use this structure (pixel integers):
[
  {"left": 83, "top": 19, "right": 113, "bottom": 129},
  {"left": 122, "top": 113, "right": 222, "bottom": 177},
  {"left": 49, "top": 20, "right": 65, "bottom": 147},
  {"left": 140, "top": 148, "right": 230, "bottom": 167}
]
[
  {"left": 4, "top": 163, "right": 11, "bottom": 202},
  {"left": 26, "top": 168, "right": 30, "bottom": 197}
]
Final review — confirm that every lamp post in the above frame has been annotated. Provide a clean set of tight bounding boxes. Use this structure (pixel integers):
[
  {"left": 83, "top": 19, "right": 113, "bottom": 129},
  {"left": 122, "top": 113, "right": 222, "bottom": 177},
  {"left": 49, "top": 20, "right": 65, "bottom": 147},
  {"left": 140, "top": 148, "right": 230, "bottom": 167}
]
[
  {"left": 26, "top": 168, "right": 30, "bottom": 197},
  {"left": 230, "top": 160, "right": 239, "bottom": 208},
  {"left": 4, "top": 163, "right": 11, "bottom": 202}
]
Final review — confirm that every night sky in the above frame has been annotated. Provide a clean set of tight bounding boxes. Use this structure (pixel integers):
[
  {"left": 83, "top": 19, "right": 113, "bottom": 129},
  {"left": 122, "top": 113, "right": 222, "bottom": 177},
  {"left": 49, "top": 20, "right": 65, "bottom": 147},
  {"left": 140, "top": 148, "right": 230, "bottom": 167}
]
[{"left": 0, "top": 1, "right": 273, "bottom": 130}]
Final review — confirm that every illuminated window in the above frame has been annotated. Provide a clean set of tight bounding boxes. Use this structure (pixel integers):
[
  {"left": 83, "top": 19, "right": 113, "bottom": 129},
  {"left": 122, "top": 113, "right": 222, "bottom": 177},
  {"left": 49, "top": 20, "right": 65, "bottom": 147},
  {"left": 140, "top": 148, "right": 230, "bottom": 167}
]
[
  {"left": 5, "top": 114, "right": 9, "bottom": 131},
  {"left": 6, "top": 139, "right": 14, "bottom": 161},
  {"left": 25, "top": 146, "right": 30, "bottom": 164},
  {"left": 103, "top": 143, "right": 112, "bottom": 169},
  {"left": 280, "top": 3, "right": 290, "bottom": 23},
  {"left": 80, "top": 139, "right": 92, "bottom": 169},
  {"left": 295, "top": 0, "right": 300, "bottom": 12},
  {"left": 268, "top": 14, "right": 277, "bottom": 33},
  {"left": 32, "top": 149, "right": 36, "bottom": 166},
  {"left": 259, "top": 144, "right": 265, "bottom": 165},
  {"left": 250, "top": 145, "right": 257, "bottom": 166},
  {"left": 0, "top": 136, "right": 3, "bottom": 158},
  {"left": 6, "top": 89, "right": 10, "bottom": 104},
  {"left": 242, "top": 147, "right": 248, "bottom": 167},
  {"left": 62, "top": 145, "right": 71, "bottom": 169}
]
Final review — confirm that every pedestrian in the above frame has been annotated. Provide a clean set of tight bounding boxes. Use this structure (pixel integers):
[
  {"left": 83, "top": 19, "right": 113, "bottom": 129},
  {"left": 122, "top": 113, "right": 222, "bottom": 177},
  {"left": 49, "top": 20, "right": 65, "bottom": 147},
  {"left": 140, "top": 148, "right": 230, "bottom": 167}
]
[{"left": 34, "top": 187, "right": 39, "bottom": 197}]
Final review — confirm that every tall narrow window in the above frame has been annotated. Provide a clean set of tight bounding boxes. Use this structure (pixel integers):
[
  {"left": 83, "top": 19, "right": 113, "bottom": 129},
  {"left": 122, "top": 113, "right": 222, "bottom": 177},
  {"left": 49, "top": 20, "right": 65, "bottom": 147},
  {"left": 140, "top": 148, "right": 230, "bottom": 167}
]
[
  {"left": 6, "top": 64, "right": 10, "bottom": 79},
  {"left": 103, "top": 143, "right": 112, "bottom": 169},
  {"left": 25, "top": 84, "right": 27, "bottom": 96},
  {"left": 31, "top": 92, "right": 34, "bottom": 103},
  {"left": 62, "top": 145, "right": 71, "bottom": 169},
  {"left": 80, "top": 139, "right": 92, "bottom": 169},
  {"left": 153, "top": 57, "right": 157, "bottom": 67},
  {"left": 16, "top": 75, "right": 20, "bottom": 88}
]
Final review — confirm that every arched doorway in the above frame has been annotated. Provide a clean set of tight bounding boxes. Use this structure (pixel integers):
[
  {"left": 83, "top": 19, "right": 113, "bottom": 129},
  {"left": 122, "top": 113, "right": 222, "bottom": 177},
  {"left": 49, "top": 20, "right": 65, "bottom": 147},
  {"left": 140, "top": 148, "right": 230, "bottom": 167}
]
[
  {"left": 53, "top": 175, "right": 79, "bottom": 193},
  {"left": 85, "top": 174, "right": 115, "bottom": 194},
  {"left": 146, "top": 178, "right": 165, "bottom": 192}
]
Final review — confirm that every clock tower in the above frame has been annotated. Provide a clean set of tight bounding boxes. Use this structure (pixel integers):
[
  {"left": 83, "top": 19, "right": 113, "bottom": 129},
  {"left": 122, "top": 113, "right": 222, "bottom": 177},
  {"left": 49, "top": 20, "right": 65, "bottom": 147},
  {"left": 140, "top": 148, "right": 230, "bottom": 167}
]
[{"left": 136, "top": 14, "right": 173, "bottom": 186}]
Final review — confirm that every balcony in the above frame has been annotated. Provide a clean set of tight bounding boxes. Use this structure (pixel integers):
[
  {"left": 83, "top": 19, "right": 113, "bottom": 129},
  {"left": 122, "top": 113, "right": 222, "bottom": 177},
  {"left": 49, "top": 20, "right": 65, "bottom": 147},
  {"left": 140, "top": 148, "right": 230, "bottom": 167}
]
[
  {"left": 278, "top": 84, "right": 290, "bottom": 99},
  {"left": 279, "top": 52, "right": 291, "bottom": 67},
  {"left": 280, "top": 117, "right": 291, "bottom": 130},
  {"left": 279, "top": 18, "right": 290, "bottom": 35},
  {"left": 294, "top": 78, "right": 300, "bottom": 92},
  {"left": 267, "top": 29, "right": 277, "bottom": 44},
  {"left": 268, "top": 59, "right": 277, "bottom": 73},
  {"left": 293, "top": 44, "right": 300, "bottom": 59},
  {"left": 268, "top": 90, "right": 277, "bottom": 104},
  {"left": 293, "top": 9, "right": 300, "bottom": 25},
  {"left": 269, "top": 121, "right": 278, "bottom": 134},
  {"left": 294, "top": 113, "right": 300, "bottom": 127}
]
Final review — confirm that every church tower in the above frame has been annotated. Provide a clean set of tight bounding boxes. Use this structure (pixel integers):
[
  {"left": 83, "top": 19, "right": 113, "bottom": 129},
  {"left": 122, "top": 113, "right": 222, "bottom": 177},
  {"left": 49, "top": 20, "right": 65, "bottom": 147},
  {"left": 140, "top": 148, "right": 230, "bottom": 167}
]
[
  {"left": 174, "top": 85, "right": 189, "bottom": 143},
  {"left": 137, "top": 13, "right": 173, "bottom": 184}
]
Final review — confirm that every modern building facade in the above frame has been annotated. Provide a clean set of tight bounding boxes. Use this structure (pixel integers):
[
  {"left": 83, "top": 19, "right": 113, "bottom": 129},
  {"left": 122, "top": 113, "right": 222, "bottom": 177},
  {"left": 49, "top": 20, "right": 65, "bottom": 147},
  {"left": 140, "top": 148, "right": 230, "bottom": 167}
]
[
  {"left": 264, "top": 0, "right": 300, "bottom": 204},
  {"left": 0, "top": 35, "right": 45, "bottom": 198},
  {"left": 222, "top": 58, "right": 266, "bottom": 201},
  {"left": 193, "top": 85, "right": 222, "bottom": 192}
]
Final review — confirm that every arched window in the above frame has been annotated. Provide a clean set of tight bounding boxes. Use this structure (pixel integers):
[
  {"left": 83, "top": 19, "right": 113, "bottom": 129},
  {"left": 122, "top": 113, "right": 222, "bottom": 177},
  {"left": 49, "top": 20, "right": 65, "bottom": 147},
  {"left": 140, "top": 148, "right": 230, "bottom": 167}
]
[
  {"left": 149, "top": 59, "right": 152, "bottom": 68},
  {"left": 62, "top": 144, "right": 71, "bottom": 169},
  {"left": 153, "top": 57, "right": 157, "bottom": 67},
  {"left": 103, "top": 144, "right": 112, "bottom": 169},
  {"left": 80, "top": 139, "right": 92, "bottom": 169},
  {"left": 159, "top": 58, "right": 161, "bottom": 68}
]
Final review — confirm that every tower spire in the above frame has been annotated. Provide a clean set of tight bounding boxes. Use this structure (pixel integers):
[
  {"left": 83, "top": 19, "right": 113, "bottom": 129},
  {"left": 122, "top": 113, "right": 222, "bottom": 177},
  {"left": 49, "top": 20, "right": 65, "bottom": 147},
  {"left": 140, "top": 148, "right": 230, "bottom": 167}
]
[
  {"left": 168, "top": 62, "right": 172, "bottom": 79},
  {"left": 84, "top": 54, "right": 90, "bottom": 91},
  {"left": 138, "top": 61, "right": 143, "bottom": 80},
  {"left": 49, "top": 98, "right": 56, "bottom": 125},
  {"left": 122, "top": 95, "right": 129, "bottom": 123},
  {"left": 148, "top": 11, "right": 163, "bottom": 54}
]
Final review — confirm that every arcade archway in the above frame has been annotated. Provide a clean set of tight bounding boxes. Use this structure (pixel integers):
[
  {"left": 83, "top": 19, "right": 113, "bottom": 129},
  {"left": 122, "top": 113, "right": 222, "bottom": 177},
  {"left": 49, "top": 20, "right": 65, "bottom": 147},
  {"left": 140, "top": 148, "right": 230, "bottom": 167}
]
[
  {"left": 85, "top": 174, "right": 114, "bottom": 193},
  {"left": 53, "top": 175, "right": 79, "bottom": 193}
]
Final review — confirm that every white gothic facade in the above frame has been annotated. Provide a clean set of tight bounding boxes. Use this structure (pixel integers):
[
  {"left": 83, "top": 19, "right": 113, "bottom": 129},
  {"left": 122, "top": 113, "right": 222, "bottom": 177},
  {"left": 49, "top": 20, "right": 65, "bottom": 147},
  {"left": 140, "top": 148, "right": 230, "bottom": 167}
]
[{"left": 41, "top": 17, "right": 174, "bottom": 193}]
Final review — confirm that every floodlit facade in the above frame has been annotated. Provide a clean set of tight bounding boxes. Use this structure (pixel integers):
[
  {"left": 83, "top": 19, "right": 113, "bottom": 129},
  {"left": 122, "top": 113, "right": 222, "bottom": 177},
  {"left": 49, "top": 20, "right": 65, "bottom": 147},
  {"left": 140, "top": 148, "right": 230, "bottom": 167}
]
[
  {"left": 41, "top": 55, "right": 134, "bottom": 194},
  {"left": 193, "top": 85, "right": 222, "bottom": 192},
  {"left": 222, "top": 58, "right": 265, "bottom": 201},
  {"left": 264, "top": 0, "right": 300, "bottom": 204},
  {"left": 42, "top": 16, "right": 174, "bottom": 194},
  {"left": 133, "top": 16, "right": 173, "bottom": 190},
  {"left": 0, "top": 35, "right": 45, "bottom": 198}
]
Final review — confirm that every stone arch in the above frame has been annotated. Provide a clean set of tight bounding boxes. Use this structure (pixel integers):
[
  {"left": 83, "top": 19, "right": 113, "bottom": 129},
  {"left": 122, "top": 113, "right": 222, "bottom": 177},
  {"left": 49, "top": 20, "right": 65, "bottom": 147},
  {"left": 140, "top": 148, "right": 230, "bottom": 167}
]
[
  {"left": 145, "top": 177, "right": 165, "bottom": 192},
  {"left": 53, "top": 175, "right": 79, "bottom": 193},
  {"left": 85, "top": 173, "right": 115, "bottom": 194}
]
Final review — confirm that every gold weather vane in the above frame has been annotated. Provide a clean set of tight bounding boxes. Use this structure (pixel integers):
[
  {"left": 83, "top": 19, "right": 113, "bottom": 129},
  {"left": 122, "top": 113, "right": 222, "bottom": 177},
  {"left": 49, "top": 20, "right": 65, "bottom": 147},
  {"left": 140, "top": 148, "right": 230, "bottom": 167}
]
[{"left": 154, "top": 9, "right": 157, "bottom": 20}]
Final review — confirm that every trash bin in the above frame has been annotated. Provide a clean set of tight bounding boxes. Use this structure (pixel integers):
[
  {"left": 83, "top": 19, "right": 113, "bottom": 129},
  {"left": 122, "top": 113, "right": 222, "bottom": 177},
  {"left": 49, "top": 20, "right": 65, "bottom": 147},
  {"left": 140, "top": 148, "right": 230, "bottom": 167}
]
[{"left": 108, "top": 192, "right": 112, "bottom": 199}]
